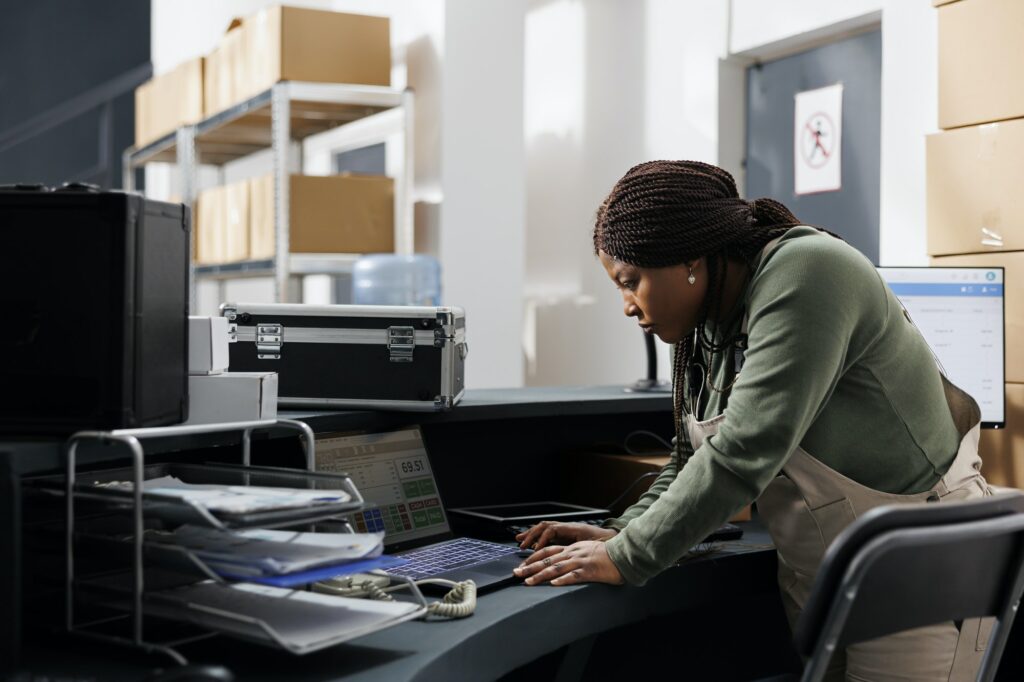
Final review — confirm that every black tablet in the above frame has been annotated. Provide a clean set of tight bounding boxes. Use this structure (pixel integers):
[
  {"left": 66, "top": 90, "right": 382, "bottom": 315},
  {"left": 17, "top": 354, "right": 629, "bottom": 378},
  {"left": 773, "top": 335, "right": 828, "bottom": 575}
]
[{"left": 448, "top": 501, "right": 609, "bottom": 525}]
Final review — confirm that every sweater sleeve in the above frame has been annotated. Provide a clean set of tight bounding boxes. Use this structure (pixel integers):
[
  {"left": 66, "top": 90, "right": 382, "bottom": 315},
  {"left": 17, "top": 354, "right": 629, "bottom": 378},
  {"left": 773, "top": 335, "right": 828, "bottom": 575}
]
[{"left": 604, "top": 236, "right": 886, "bottom": 585}]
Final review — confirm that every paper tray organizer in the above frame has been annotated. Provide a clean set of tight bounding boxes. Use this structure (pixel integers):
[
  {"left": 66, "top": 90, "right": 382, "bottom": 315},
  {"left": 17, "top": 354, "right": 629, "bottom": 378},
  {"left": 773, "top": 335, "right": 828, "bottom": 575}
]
[
  {"left": 59, "top": 461, "right": 364, "bottom": 530},
  {"left": 57, "top": 419, "right": 428, "bottom": 664},
  {"left": 77, "top": 562, "right": 425, "bottom": 656}
]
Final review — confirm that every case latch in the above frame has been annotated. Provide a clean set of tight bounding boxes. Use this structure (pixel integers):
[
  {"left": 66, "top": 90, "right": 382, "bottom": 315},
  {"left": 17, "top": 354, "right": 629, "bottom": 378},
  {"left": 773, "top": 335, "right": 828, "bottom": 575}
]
[
  {"left": 222, "top": 306, "right": 238, "bottom": 343},
  {"left": 388, "top": 326, "right": 416, "bottom": 363},
  {"left": 257, "top": 324, "right": 283, "bottom": 360}
]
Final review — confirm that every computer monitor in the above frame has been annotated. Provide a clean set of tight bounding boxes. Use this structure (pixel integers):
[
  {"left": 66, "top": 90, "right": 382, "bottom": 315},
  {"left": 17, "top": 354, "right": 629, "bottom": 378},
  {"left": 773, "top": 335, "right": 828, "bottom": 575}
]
[{"left": 877, "top": 266, "right": 1005, "bottom": 428}]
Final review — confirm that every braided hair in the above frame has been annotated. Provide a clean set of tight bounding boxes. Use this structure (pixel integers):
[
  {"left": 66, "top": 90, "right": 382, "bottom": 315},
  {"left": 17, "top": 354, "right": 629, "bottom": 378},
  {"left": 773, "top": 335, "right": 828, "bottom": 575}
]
[{"left": 593, "top": 160, "right": 803, "bottom": 441}]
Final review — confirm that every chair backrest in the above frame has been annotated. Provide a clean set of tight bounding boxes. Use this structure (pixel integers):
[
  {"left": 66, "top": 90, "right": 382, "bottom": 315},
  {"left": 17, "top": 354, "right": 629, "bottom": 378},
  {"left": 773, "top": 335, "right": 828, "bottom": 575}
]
[{"left": 793, "top": 492, "right": 1024, "bottom": 681}]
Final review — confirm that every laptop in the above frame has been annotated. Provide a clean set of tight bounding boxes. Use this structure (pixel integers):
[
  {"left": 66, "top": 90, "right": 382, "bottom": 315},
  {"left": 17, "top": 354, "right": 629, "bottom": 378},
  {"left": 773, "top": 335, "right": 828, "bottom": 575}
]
[{"left": 315, "top": 427, "right": 527, "bottom": 590}]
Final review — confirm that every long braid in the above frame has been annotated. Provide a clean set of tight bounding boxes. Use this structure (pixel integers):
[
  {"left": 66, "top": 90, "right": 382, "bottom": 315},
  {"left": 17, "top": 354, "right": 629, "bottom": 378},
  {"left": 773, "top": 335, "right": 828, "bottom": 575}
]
[
  {"left": 594, "top": 160, "right": 806, "bottom": 447},
  {"left": 672, "top": 337, "right": 690, "bottom": 437}
]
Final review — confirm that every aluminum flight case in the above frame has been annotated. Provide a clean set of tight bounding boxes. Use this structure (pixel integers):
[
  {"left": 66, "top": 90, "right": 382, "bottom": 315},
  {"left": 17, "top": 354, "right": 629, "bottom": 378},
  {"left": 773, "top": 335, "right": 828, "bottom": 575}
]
[{"left": 221, "top": 303, "right": 467, "bottom": 411}]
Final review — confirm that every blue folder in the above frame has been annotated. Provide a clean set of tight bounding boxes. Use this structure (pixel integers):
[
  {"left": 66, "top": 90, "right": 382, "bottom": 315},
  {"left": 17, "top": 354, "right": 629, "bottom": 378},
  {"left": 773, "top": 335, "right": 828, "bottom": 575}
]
[{"left": 217, "top": 554, "right": 409, "bottom": 588}]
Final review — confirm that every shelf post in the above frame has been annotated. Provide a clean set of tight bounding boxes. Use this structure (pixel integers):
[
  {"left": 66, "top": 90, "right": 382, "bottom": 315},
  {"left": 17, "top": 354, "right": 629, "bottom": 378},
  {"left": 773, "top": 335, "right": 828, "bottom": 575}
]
[
  {"left": 176, "top": 125, "right": 198, "bottom": 313},
  {"left": 399, "top": 88, "right": 416, "bottom": 255},
  {"left": 272, "top": 83, "right": 292, "bottom": 302},
  {"left": 122, "top": 149, "right": 135, "bottom": 192}
]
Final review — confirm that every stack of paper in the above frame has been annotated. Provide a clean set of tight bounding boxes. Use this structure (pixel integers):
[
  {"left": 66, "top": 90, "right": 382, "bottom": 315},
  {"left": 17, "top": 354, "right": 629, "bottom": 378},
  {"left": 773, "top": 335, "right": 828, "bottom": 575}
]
[
  {"left": 146, "top": 581, "right": 423, "bottom": 654},
  {"left": 96, "top": 475, "right": 351, "bottom": 514},
  {"left": 150, "top": 526, "right": 384, "bottom": 577}
]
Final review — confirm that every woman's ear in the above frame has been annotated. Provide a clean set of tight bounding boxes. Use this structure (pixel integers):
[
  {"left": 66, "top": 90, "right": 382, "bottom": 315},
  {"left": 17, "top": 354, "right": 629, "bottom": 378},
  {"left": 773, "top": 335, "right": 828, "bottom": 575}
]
[{"left": 685, "top": 257, "right": 703, "bottom": 271}]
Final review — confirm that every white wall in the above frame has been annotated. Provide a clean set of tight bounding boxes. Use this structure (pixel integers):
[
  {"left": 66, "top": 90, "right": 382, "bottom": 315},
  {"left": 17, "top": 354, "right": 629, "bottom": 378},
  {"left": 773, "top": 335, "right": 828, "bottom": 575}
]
[
  {"left": 725, "top": 0, "right": 937, "bottom": 267},
  {"left": 729, "top": 0, "right": 883, "bottom": 57},
  {"left": 440, "top": 0, "right": 527, "bottom": 388},
  {"left": 522, "top": 0, "right": 728, "bottom": 387},
  {"left": 877, "top": 1, "right": 937, "bottom": 267}
]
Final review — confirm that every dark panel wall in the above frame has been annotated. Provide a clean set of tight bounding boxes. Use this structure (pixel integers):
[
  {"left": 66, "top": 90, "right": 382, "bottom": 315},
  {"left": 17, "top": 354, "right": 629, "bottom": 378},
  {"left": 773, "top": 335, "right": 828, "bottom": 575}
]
[{"left": 0, "top": 0, "right": 150, "bottom": 188}]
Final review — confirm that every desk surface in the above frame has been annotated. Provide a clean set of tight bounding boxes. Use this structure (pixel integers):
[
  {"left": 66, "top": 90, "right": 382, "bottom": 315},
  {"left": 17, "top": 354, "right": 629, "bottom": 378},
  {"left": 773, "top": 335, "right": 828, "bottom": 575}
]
[{"left": 20, "top": 529, "right": 778, "bottom": 681}]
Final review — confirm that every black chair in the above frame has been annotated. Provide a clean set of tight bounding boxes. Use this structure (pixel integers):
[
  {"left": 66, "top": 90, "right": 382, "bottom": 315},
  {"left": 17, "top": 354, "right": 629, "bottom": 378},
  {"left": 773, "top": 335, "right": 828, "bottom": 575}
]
[{"left": 761, "top": 491, "right": 1024, "bottom": 682}]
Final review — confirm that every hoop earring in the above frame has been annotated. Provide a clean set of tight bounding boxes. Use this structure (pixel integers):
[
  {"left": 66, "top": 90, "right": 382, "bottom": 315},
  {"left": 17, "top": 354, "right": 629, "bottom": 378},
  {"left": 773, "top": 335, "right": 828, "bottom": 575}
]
[{"left": 688, "top": 267, "right": 696, "bottom": 285}]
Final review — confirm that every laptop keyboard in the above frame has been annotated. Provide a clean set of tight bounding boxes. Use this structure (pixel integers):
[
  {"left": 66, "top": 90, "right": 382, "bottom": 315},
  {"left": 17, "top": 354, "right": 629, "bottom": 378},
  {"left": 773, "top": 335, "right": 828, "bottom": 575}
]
[{"left": 386, "top": 538, "right": 519, "bottom": 581}]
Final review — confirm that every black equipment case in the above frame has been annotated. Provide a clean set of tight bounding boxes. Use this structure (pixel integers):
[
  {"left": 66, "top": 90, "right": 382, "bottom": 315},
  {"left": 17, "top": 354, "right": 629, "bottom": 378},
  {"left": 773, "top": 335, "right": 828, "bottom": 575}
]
[
  {"left": 222, "top": 303, "right": 467, "bottom": 411},
  {"left": 0, "top": 184, "right": 190, "bottom": 433}
]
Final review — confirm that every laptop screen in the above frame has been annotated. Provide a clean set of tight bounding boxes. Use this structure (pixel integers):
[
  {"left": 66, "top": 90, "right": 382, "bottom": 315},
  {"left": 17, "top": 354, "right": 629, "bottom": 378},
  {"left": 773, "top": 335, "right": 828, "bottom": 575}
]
[{"left": 315, "top": 427, "right": 453, "bottom": 549}]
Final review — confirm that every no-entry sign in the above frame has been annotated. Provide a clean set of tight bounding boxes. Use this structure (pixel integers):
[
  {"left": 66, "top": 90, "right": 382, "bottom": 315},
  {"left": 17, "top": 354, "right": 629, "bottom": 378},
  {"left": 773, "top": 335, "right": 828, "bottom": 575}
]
[{"left": 794, "top": 83, "right": 843, "bottom": 195}]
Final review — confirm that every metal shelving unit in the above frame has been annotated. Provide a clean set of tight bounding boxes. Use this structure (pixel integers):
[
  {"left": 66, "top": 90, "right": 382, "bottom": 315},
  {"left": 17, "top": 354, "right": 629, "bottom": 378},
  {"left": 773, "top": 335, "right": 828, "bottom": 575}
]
[{"left": 122, "top": 81, "right": 415, "bottom": 310}]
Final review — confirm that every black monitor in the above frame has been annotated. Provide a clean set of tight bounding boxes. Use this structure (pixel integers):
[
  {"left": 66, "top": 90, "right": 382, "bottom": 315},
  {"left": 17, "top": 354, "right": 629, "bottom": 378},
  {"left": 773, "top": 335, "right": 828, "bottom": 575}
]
[{"left": 877, "top": 266, "right": 1005, "bottom": 429}]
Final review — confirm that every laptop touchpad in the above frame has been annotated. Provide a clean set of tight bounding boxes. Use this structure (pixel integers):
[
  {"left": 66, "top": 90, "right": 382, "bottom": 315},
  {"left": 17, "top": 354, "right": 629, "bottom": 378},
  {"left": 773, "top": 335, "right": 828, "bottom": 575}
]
[{"left": 471, "top": 562, "right": 518, "bottom": 577}]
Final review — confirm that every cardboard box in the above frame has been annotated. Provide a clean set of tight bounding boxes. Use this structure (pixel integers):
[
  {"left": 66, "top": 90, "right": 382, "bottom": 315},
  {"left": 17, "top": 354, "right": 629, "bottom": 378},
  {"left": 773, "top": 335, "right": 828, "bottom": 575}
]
[
  {"left": 184, "top": 372, "right": 278, "bottom": 425},
  {"left": 559, "top": 451, "right": 751, "bottom": 522},
  {"left": 204, "top": 7, "right": 390, "bottom": 115},
  {"left": 188, "top": 316, "right": 231, "bottom": 375},
  {"left": 239, "top": 5, "right": 391, "bottom": 102},
  {"left": 195, "top": 185, "right": 225, "bottom": 264},
  {"left": 250, "top": 174, "right": 394, "bottom": 256},
  {"left": 134, "top": 57, "right": 204, "bottom": 148},
  {"left": 939, "top": 0, "right": 1024, "bottom": 129},
  {"left": 194, "top": 181, "right": 249, "bottom": 264},
  {"left": 204, "top": 19, "right": 243, "bottom": 116},
  {"left": 930, "top": 252, "right": 1023, "bottom": 382},
  {"left": 933, "top": 0, "right": 960, "bottom": 6},
  {"left": 979, "top": 383, "right": 1024, "bottom": 489},
  {"left": 926, "top": 120, "right": 1024, "bottom": 256},
  {"left": 249, "top": 173, "right": 275, "bottom": 260},
  {"left": 224, "top": 180, "right": 250, "bottom": 262}
]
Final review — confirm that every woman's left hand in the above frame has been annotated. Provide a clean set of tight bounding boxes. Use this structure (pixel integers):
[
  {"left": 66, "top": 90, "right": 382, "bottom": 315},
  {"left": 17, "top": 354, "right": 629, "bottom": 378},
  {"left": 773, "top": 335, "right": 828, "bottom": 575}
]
[{"left": 513, "top": 540, "right": 625, "bottom": 586}]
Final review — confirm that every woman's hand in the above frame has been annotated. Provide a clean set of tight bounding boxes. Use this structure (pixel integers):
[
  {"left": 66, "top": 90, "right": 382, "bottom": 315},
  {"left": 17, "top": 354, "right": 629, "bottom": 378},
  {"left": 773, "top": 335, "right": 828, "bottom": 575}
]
[
  {"left": 513, "top": 540, "right": 624, "bottom": 586},
  {"left": 515, "top": 521, "right": 617, "bottom": 550}
]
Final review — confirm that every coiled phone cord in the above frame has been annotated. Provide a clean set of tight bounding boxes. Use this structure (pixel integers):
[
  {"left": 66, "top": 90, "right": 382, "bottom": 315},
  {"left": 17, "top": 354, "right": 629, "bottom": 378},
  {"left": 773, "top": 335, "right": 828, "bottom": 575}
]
[{"left": 312, "top": 573, "right": 477, "bottom": 618}]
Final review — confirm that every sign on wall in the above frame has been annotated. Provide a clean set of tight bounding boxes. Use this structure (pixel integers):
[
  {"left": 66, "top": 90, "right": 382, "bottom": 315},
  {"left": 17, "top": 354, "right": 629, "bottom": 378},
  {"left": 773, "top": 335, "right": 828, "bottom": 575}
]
[{"left": 794, "top": 83, "right": 843, "bottom": 195}]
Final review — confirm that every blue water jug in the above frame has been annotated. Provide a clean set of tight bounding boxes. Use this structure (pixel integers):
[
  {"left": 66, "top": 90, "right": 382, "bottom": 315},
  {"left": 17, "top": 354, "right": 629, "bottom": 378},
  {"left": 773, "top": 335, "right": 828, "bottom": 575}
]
[{"left": 351, "top": 254, "right": 442, "bottom": 306}]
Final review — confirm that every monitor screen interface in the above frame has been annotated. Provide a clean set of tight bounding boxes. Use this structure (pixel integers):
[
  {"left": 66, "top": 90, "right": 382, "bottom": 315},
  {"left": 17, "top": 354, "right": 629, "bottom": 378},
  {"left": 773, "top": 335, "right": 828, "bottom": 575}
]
[
  {"left": 877, "top": 267, "right": 1005, "bottom": 426},
  {"left": 315, "top": 427, "right": 450, "bottom": 546}
]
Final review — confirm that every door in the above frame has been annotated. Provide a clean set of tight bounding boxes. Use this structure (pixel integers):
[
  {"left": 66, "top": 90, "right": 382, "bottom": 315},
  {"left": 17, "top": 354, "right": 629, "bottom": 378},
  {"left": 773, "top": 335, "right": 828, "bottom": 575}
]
[{"left": 745, "top": 29, "right": 881, "bottom": 263}]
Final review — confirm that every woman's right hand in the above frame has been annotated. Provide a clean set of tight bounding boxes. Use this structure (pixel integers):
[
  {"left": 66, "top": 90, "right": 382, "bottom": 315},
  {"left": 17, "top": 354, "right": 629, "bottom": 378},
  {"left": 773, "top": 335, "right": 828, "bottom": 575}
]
[{"left": 515, "top": 521, "right": 617, "bottom": 550}]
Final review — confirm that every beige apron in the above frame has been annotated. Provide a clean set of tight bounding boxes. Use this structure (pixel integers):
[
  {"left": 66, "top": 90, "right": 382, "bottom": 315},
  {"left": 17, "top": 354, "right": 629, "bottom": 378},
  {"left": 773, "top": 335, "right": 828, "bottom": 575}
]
[{"left": 685, "top": 236, "right": 994, "bottom": 680}]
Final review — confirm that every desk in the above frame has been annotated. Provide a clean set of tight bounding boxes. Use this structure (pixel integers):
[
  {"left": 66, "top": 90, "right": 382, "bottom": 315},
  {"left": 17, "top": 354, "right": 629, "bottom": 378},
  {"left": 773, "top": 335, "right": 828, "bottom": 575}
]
[
  {"left": 20, "top": 530, "right": 790, "bottom": 681},
  {"left": 7, "top": 387, "right": 1024, "bottom": 679},
  {"left": 3, "top": 387, "right": 675, "bottom": 674}
]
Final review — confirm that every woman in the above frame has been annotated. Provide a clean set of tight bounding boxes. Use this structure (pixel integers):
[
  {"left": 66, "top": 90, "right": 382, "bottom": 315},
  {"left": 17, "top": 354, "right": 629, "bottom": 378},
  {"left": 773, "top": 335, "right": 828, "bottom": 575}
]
[{"left": 513, "top": 160, "right": 992, "bottom": 679}]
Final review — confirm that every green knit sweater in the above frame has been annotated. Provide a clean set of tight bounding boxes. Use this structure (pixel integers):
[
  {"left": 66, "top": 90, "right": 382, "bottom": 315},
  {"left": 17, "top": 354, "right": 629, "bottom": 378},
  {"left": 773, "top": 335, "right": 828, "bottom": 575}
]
[{"left": 603, "top": 226, "right": 961, "bottom": 586}]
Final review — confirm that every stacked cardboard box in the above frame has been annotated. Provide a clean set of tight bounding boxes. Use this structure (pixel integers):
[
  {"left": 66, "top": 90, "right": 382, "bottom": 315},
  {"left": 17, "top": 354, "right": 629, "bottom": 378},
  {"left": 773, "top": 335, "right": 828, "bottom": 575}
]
[
  {"left": 196, "top": 174, "right": 393, "bottom": 264},
  {"left": 134, "top": 57, "right": 205, "bottom": 148},
  {"left": 250, "top": 174, "right": 394, "bottom": 258},
  {"left": 929, "top": 0, "right": 1024, "bottom": 487},
  {"left": 134, "top": 6, "right": 396, "bottom": 271},
  {"left": 195, "top": 180, "right": 249, "bottom": 265},
  {"left": 205, "top": 6, "right": 391, "bottom": 115},
  {"left": 135, "top": 5, "right": 390, "bottom": 136}
]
